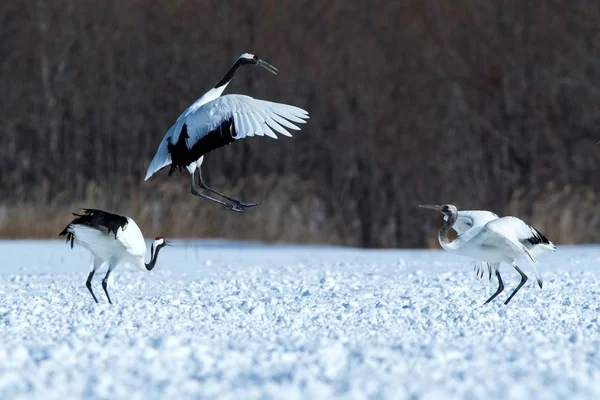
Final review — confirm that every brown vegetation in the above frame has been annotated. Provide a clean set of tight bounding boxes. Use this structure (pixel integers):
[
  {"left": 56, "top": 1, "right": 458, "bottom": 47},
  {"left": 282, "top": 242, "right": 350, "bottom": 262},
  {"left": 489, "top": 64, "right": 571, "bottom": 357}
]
[{"left": 0, "top": 0, "right": 598, "bottom": 247}]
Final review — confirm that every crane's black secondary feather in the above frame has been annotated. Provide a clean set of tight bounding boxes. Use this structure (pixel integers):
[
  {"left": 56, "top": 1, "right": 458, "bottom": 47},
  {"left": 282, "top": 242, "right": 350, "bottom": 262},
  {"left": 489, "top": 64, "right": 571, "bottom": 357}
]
[
  {"left": 59, "top": 209, "right": 129, "bottom": 247},
  {"left": 167, "top": 120, "right": 236, "bottom": 175},
  {"left": 525, "top": 225, "right": 551, "bottom": 246},
  {"left": 59, "top": 225, "right": 76, "bottom": 248}
]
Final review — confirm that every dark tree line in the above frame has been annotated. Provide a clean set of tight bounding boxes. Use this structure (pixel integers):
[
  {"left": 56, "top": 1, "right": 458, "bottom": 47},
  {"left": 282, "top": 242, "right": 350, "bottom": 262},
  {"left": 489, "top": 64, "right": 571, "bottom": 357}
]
[{"left": 0, "top": 0, "right": 598, "bottom": 246}]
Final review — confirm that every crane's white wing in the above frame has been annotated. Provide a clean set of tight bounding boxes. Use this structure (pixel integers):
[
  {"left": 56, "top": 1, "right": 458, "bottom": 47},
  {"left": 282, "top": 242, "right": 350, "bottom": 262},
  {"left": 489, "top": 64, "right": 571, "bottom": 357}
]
[
  {"left": 486, "top": 216, "right": 555, "bottom": 256},
  {"left": 145, "top": 94, "right": 309, "bottom": 180},
  {"left": 182, "top": 94, "right": 308, "bottom": 144},
  {"left": 145, "top": 135, "right": 172, "bottom": 180},
  {"left": 115, "top": 217, "right": 146, "bottom": 259},
  {"left": 482, "top": 217, "right": 554, "bottom": 288},
  {"left": 451, "top": 210, "right": 499, "bottom": 234}
]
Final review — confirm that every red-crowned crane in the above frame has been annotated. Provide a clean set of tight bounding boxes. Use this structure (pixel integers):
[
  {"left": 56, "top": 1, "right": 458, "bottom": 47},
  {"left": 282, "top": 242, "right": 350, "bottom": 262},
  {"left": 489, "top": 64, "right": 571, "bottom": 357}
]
[
  {"left": 145, "top": 53, "right": 309, "bottom": 212},
  {"left": 420, "top": 204, "right": 555, "bottom": 305},
  {"left": 59, "top": 209, "right": 168, "bottom": 304}
]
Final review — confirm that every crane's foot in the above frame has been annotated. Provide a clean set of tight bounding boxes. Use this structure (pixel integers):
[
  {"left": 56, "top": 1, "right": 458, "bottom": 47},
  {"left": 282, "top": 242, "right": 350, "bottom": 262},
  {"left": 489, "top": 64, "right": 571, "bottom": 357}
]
[
  {"left": 225, "top": 204, "right": 246, "bottom": 213},
  {"left": 223, "top": 201, "right": 261, "bottom": 213},
  {"left": 87, "top": 282, "right": 99, "bottom": 303},
  {"left": 234, "top": 201, "right": 261, "bottom": 209}
]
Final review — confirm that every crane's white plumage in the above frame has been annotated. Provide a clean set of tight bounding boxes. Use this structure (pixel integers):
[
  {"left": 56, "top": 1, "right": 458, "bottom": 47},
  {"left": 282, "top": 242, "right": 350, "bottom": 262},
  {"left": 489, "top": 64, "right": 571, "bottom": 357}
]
[
  {"left": 69, "top": 219, "right": 147, "bottom": 268},
  {"left": 450, "top": 210, "right": 556, "bottom": 280},
  {"left": 144, "top": 52, "right": 309, "bottom": 213},
  {"left": 60, "top": 209, "right": 167, "bottom": 304},
  {"left": 420, "top": 204, "right": 556, "bottom": 305},
  {"left": 486, "top": 216, "right": 556, "bottom": 258},
  {"left": 443, "top": 220, "right": 542, "bottom": 283}
]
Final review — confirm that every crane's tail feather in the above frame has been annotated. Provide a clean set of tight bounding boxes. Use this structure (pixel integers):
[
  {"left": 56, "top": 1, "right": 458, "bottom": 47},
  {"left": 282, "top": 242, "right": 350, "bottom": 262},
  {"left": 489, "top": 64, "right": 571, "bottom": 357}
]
[
  {"left": 473, "top": 262, "right": 492, "bottom": 280},
  {"left": 58, "top": 224, "right": 75, "bottom": 249}
]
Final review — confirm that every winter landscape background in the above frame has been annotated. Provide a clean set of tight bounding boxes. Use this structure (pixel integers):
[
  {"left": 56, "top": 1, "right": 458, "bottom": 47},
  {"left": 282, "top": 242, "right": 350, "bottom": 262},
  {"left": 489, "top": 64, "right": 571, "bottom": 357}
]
[
  {"left": 1, "top": 1, "right": 599, "bottom": 399},
  {"left": 1, "top": 241, "right": 600, "bottom": 399}
]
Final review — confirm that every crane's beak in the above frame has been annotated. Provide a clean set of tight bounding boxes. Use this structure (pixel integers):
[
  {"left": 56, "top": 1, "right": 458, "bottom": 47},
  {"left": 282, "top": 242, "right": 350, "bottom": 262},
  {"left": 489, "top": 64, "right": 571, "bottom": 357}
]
[
  {"left": 164, "top": 240, "right": 173, "bottom": 247},
  {"left": 418, "top": 204, "right": 443, "bottom": 211},
  {"left": 257, "top": 59, "right": 278, "bottom": 75}
]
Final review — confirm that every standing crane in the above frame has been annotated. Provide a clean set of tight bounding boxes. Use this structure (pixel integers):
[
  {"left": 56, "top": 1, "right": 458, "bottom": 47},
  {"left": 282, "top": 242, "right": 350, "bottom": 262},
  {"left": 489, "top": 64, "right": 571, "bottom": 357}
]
[
  {"left": 145, "top": 53, "right": 309, "bottom": 212},
  {"left": 420, "top": 204, "right": 555, "bottom": 305},
  {"left": 59, "top": 209, "right": 168, "bottom": 304}
]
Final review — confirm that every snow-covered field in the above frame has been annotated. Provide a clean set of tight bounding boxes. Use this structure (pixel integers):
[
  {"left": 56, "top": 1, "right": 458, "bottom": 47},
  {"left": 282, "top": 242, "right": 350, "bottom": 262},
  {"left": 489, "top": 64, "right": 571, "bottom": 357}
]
[{"left": 1, "top": 240, "right": 599, "bottom": 399}]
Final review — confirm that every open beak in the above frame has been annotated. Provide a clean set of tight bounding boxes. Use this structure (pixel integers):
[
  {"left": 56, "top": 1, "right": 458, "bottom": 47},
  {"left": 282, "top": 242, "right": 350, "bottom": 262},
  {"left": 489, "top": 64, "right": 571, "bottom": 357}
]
[
  {"left": 257, "top": 59, "right": 278, "bottom": 75},
  {"left": 164, "top": 240, "right": 173, "bottom": 247},
  {"left": 418, "top": 204, "right": 443, "bottom": 211}
]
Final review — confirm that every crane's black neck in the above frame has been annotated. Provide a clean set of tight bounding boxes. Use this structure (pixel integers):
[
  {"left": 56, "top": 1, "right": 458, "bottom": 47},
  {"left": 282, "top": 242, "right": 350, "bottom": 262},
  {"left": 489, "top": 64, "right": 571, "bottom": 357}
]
[
  {"left": 214, "top": 57, "right": 255, "bottom": 88},
  {"left": 146, "top": 243, "right": 166, "bottom": 271},
  {"left": 438, "top": 213, "right": 457, "bottom": 245}
]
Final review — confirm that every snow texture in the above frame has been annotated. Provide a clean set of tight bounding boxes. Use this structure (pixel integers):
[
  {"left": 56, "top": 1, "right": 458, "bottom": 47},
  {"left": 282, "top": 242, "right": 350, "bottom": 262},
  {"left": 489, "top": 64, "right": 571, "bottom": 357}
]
[{"left": 1, "top": 240, "right": 600, "bottom": 399}]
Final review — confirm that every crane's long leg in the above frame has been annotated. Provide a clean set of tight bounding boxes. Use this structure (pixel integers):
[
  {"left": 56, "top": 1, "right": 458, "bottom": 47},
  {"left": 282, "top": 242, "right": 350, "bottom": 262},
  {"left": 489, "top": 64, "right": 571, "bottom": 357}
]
[
  {"left": 504, "top": 263, "right": 528, "bottom": 305},
  {"left": 190, "top": 173, "right": 245, "bottom": 213},
  {"left": 86, "top": 258, "right": 102, "bottom": 303},
  {"left": 86, "top": 271, "right": 98, "bottom": 303},
  {"left": 197, "top": 167, "right": 260, "bottom": 209},
  {"left": 101, "top": 267, "right": 114, "bottom": 305},
  {"left": 483, "top": 270, "right": 504, "bottom": 305}
]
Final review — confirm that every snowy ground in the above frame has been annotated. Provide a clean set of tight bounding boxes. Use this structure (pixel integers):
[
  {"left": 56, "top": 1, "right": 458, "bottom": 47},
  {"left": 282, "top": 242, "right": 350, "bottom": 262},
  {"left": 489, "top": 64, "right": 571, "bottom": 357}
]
[{"left": 1, "top": 240, "right": 600, "bottom": 399}]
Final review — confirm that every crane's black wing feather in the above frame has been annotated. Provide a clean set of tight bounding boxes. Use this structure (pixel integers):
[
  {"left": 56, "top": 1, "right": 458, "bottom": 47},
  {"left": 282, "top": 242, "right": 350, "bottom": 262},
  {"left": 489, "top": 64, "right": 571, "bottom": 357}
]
[
  {"left": 524, "top": 224, "right": 551, "bottom": 247},
  {"left": 59, "top": 209, "right": 129, "bottom": 247}
]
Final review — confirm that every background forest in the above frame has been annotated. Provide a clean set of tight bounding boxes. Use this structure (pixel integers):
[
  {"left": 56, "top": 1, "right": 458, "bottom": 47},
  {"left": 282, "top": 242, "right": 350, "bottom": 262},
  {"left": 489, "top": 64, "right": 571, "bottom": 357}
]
[{"left": 0, "top": 0, "right": 598, "bottom": 247}]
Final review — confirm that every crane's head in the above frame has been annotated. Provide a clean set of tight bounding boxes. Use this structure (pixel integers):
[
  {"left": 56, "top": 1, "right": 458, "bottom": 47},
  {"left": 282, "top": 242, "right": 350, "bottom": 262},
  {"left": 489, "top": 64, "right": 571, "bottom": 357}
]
[
  {"left": 145, "top": 236, "right": 170, "bottom": 271},
  {"left": 237, "top": 53, "right": 278, "bottom": 75},
  {"left": 419, "top": 204, "right": 458, "bottom": 219},
  {"left": 152, "top": 236, "right": 170, "bottom": 249}
]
